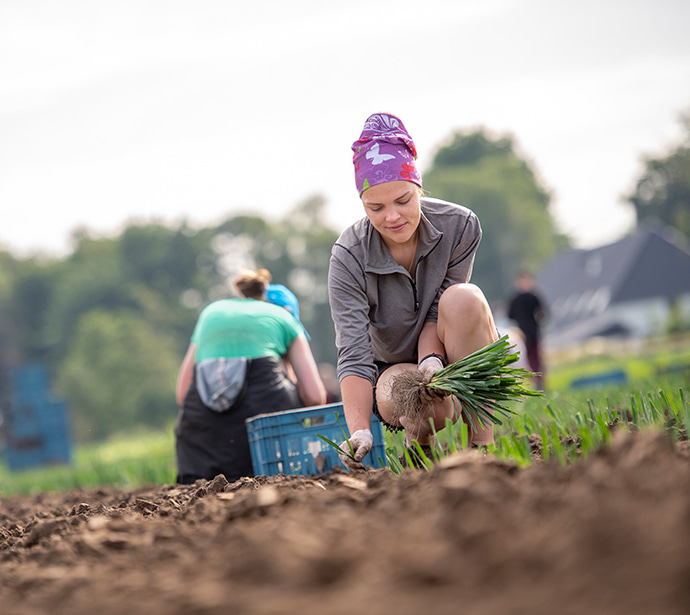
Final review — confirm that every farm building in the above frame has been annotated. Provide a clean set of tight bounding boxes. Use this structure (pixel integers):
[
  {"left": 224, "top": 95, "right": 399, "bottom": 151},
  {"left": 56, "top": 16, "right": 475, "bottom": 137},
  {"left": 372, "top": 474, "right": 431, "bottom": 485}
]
[{"left": 537, "top": 221, "right": 690, "bottom": 350}]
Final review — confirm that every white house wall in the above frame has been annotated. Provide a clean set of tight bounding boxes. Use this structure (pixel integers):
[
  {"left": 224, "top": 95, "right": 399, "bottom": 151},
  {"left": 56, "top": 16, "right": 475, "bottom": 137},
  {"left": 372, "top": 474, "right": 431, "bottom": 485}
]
[
  {"left": 543, "top": 292, "right": 690, "bottom": 350},
  {"left": 606, "top": 298, "right": 669, "bottom": 338}
]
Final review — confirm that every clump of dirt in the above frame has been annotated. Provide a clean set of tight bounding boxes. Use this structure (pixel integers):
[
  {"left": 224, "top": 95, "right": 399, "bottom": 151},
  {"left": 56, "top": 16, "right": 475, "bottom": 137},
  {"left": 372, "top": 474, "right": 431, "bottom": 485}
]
[{"left": 1, "top": 428, "right": 689, "bottom": 615}]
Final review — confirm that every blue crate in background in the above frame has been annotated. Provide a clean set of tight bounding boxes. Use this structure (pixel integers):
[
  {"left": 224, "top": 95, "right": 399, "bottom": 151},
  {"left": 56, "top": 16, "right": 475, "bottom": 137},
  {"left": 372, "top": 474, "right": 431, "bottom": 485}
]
[
  {"left": 571, "top": 370, "right": 628, "bottom": 389},
  {"left": 246, "top": 403, "right": 387, "bottom": 476},
  {"left": 3, "top": 365, "right": 72, "bottom": 471},
  {"left": 10, "top": 364, "right": 49, "bottom": 395},
  {"left": 5, "top": 447, "right": 46, "bottom": 473}
]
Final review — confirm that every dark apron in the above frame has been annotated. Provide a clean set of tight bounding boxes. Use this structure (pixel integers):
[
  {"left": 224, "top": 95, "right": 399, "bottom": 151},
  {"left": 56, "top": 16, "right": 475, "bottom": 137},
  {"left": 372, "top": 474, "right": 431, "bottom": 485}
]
[{"left": 175, "top": 356, "right": 302, "bottom": 484}]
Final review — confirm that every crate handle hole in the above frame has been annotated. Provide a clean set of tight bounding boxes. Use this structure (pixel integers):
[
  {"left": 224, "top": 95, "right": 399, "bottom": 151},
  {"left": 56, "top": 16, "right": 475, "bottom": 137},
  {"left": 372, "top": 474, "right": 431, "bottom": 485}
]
[{"left": 301, "top": 415, "right": 325, "bottom": 428}]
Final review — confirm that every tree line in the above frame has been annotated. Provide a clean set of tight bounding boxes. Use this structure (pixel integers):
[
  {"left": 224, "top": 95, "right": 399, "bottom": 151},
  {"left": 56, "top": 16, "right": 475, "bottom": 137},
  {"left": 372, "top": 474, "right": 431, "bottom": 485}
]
[{"left": 1, "top": 116, "right": 687, "bottom": 444}]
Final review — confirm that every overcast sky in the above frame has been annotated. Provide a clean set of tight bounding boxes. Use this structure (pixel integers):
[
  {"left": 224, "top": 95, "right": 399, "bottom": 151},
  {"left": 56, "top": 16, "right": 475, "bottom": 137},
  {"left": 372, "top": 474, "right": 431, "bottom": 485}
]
[{"left": 2, "top": 0, "right": 689, "bottom": 258}]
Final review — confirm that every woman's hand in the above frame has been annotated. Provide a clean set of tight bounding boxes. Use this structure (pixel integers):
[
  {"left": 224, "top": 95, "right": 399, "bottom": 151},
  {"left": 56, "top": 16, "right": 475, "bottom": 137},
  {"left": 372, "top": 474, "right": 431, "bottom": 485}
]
[
  {"left": 339, "top": 429, "right": 373, "bottom": 472},
  {"left": 418, "top": 354, "right": 444, "bottom": 383}
]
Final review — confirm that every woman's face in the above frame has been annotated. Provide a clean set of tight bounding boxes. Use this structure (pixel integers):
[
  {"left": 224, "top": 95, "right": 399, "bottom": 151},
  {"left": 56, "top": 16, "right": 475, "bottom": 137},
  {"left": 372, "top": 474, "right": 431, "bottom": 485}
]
[{"left": 361, "top": 181, "right": 421, "bottom": 247}]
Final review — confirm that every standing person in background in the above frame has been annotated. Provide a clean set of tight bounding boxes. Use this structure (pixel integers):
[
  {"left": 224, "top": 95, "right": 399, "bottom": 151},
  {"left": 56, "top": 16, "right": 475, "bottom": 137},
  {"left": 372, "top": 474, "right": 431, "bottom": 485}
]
[
  {"left": 507, "top": 271, "right": 547, "bottom": 390},
  {"left": 328, "top": 112, "right": 499, "bottom": 471},
  {"left": 175, "top": 269, "right": 326, "bottom": 484}
]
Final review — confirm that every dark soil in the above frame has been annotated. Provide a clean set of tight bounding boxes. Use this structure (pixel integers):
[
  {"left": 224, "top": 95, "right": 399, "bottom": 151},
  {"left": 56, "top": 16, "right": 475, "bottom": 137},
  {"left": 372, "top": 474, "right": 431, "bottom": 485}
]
[{"left": 1, "top": 429, "right": 689, "bottom": 615}]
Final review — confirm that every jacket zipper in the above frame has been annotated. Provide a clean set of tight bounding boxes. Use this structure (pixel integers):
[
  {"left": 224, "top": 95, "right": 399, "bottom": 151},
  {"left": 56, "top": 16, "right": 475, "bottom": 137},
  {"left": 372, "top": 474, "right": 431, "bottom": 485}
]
[
  {"left": 411, "top": 234, "right": 443, "bottom": 314},
  {"left": 410, "top": 277, "right": 419, "bottom": 312}
]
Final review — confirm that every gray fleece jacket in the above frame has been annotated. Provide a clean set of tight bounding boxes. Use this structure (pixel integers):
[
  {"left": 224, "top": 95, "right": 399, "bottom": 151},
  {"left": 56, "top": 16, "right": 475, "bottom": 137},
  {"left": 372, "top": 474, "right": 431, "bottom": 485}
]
[{"left": 328, "top": 197, "right": 482, "bottom": 385}]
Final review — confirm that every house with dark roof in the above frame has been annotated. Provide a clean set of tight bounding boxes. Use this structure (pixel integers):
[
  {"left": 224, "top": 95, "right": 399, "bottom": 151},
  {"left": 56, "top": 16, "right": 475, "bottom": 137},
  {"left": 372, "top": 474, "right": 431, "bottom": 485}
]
[{"left": 536, "top": 221, "right": 690, "bottom": 349}]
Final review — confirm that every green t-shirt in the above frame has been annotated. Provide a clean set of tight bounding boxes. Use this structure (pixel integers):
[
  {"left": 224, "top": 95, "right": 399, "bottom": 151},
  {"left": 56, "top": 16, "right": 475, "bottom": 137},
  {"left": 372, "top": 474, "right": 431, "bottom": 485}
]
[{"left": 191, "top": 298, "right": 303, "bottom": 362}]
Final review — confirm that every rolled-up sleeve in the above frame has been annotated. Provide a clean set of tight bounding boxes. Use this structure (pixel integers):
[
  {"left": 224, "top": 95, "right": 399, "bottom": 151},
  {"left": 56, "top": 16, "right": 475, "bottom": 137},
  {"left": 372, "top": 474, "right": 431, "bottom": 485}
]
[{"left": 328, "top": 246, "right": 378, "bottom": 384}]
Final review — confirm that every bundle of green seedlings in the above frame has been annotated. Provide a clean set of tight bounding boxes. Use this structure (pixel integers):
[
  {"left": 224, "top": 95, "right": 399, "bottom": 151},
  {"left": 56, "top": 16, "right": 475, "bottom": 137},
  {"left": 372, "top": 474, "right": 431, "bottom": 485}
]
[{"left": 389, "top": 334, "right": 542, "bottom": 434}]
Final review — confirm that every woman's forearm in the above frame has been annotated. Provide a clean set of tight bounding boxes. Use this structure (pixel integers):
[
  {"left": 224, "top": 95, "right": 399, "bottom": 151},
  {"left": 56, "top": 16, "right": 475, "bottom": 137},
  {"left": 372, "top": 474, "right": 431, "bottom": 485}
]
[
  {"left": 287, "top": 335, "right": 327, "bottom": 407},
  {"left": 340, "top": 375, "right": 374, "bottom": 434},
  {"left": 175, "top": 344, "right": 196, "bottom": 406}
]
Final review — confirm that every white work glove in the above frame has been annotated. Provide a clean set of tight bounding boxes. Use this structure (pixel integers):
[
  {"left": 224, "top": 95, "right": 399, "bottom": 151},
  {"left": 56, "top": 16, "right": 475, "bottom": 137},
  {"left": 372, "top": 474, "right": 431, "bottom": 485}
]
[
  {"left": 418, "top": 355, "right": 444, "bottom": 383},
  {"left": 339, "top": 429, "right": 373, "bottom": 472}
]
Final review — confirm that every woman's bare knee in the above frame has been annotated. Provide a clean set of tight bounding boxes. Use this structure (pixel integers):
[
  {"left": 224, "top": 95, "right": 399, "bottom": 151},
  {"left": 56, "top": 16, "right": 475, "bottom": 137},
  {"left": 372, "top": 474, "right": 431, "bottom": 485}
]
[
  {"left": 438, "top": 284, "right": 497, "bottom": 359},
  {"left": 439, "top": 284, "right": 490, "bottom": 324}
]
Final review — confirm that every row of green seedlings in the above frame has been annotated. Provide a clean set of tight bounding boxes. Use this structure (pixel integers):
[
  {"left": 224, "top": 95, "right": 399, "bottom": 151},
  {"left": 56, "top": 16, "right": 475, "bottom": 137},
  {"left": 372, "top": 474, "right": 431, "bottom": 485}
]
[
  {"left": 0, "top": 444, "right": 176, "bottom": 496},
  {"left": 534, "top": 387, "right": 690, "bottom": 466},
  {"left": 378, "top": 386, "right": 690, "bottom": 473}
]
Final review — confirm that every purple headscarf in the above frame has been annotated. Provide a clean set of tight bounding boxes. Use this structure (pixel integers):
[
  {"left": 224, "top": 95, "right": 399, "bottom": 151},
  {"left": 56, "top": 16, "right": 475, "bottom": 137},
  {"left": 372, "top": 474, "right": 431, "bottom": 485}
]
[{"left": 352, "top": 112, "right": 422, "bottom": 195}]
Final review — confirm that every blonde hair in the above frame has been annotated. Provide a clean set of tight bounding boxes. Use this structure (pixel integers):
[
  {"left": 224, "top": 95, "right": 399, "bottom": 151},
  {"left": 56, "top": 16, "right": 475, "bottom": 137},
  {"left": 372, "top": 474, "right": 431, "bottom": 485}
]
[{"left": 233, "top": 268, "right": 272, "bottom": 300}]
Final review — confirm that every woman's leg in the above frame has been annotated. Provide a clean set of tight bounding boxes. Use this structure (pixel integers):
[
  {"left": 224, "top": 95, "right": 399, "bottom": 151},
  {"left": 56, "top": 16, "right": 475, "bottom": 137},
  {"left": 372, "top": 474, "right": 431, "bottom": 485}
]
[{"left": 437, "top": 283, "right": 499, "bottom": 445}]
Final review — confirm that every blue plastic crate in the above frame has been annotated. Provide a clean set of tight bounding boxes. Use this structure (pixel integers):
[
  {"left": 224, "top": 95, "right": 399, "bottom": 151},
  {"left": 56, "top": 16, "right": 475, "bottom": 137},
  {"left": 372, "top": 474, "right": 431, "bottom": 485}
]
[
  {"left": 41, "top": 435, "right": 72, "bottom": 465},
  {"left": 3, "top": 368, "right": 73, "bottom": 471},
  {"left": 246, "top": 403, "right": 387, "bottom": 476},
  {"left": 571, "top": 370, "right": 628, "bottom": 389},
  {"left": 5, "top": 446, "right": 46, "bottom": 472},
  {"left": 11, "top": 365, "right": 49, "bottom": 394}
]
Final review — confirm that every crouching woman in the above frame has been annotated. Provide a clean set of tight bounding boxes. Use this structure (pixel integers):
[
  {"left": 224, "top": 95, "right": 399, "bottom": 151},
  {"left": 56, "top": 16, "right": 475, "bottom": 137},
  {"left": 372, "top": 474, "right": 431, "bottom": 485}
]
[
  {"left": 328, "top": 112, "right": 499, "bottom": 470},
  {"left": 175, "top": 269, "right": 326, "bottom": 484}
]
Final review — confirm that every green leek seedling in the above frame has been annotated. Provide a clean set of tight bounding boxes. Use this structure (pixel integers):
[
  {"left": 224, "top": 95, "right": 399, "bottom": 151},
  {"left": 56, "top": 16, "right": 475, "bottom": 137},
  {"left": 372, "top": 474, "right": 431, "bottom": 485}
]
[{"left": 389, "top": 335, "right": 542, "bottom": 432}]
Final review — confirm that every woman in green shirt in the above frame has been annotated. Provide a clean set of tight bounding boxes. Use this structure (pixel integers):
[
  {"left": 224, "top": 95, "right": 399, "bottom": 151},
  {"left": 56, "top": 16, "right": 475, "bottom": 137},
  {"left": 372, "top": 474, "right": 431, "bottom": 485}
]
[{"left": 174, "top": 269, "right": 325, "bottom": 484}]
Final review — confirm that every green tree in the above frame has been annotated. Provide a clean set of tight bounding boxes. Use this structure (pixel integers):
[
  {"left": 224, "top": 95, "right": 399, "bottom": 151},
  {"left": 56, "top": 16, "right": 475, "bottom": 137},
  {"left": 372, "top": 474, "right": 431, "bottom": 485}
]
[
  {"left": 423, "top": 129, "right": 569, "bottom": 303},
  {"left": 55, "top": 309, "right": 179, "bottom": 441},
  {"left": 119, "top": 224, "right": 204, "bottom": 298},
  {"left": 46, "top": 237, "right": 128, "bottom": 359},
  {"left": 5, "top": 257, "right": 58, "bottom": 363},
  {"left": 117, "top": 224, "right": 218, "bottom": 346},
  {"left": 627, "top": 111, "right": 690, "bottom": 237},
  {"left": 0, "top": 251, "right": 23, "bottom": 404}
]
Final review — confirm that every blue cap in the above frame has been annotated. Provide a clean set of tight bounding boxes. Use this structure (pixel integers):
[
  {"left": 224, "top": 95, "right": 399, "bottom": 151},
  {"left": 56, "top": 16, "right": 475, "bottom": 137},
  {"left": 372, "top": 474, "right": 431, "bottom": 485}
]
[{"left": 266, "top": 284, "right": 310, "bottom": 340}]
